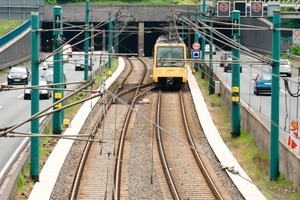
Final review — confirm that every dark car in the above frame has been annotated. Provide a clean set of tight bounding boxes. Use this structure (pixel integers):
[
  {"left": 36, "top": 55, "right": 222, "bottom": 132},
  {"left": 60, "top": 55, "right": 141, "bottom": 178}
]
[
  {"left": 253, "top": 73, "right": 272, "bottom": 95},
  {"left": 7, "top": 66, "right": 30, "bottom": 85},
  {"left": 75, "top": 59, "right": 92, "bottom": 71},
  {"left": 24, "top": 80, "right": 52, "bottom": 100},
  {"left": 41, "top": 68, "right": 67, "bottom": 88},
  {"left": 220, "top": 53, "right": 242, "bottom": 73}
]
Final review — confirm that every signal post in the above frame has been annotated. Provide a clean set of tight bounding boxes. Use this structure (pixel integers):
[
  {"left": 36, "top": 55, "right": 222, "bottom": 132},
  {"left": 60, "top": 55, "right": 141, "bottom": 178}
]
[
  {"left": 53, "top": 6, "right": 64, "bottom": 134},
  {"left": 231, "top": 10, "right": 241, "bottom": 138}
]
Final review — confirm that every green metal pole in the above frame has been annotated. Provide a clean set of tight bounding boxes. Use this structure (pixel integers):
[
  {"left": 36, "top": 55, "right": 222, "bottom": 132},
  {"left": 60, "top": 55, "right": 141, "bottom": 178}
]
[
  {"left": 108, "top": 11, "right": 112, "bottom": 69},
  {"left": 181, "top": 23, "right": 184, "bottom": 39},
  {"left": 208, "top": 15, "right": 214, "bottom": 94},
  {"left": 270, "top": 10, "right": 281, "bottom": 180},
  {"left": 84, "top": 0, "right": 90, "bottom": 80},
  {"left": 53, "top": 6, "right": 63, "bottom": 134},
  {"left": 201, "top": 0, "right": 206, "bottom": 79},
  {"left": 231, "top": 10, "right": 241, "bottom": 138},
  {"left": 114, "top": 13, "right": 119, "bottom": 53},
  {"left": 194, "top": 9, "right": 199, "bottom": 71},
  {"left": 30, "top": 12, "right": 40, "bottom": 182}
]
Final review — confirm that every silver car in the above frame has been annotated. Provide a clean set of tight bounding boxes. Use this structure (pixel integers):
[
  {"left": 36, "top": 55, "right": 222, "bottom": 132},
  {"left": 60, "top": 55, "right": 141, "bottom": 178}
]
[{"left": 42, "top": 68, "right": 67, "bottom": 88}]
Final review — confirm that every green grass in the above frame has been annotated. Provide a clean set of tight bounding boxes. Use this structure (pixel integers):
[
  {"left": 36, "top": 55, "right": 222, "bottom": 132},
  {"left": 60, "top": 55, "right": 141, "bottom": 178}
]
[
  {"left": 0, "top": 20, "right": 24, "bottom": 37},
  {"left": 193, "top": 70, "right": 300, "bottom": 199},
  {"left": 89, "top": 0, "right": 197, "bottom": 5},
  {"left": 14, "top": 125, "right": 52, "bottom": 199},
  {"left": 47, "top": 0, "right": 198, "bottom": 5}
]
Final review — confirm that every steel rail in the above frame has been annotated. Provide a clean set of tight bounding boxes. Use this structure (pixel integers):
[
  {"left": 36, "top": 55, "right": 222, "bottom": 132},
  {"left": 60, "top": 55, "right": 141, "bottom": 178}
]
[
  {"left": 69, "top": 57, "right": 132, "bottom": 200},
  {"left": 179, "top": 90, "right": 224, "bottom": 200},
  {"left": 156, "top": 90, "right": 180, "bottom": 200},
  {"left": 113, "top": 57, "right": 148, "bottom": 199}
]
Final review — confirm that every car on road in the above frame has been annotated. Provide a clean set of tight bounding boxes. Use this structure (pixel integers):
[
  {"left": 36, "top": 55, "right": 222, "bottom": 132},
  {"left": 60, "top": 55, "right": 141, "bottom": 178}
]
[
  {"left": 43, "top": 56, "right": 54, "bottom": 69},
  {"left": 220, "top": 53, "right": 242, "bottom": 73},
  {"left": 253, "top": 73, "right": 272, "bottom": 95},
  {"left": 7, "top": 66, "right": 30, "bottom": 85},
  {"left": 205, "top": 44, "right": 216, "bottom": 55},
  {"left": 75, "top": 59, "right": 93, "bottom": 71},
  {"left": 279, "top": 59, "right": 292, "bottom": 77},
  {"left": 41, "top": 68, "right": 67, "bottom": 88},
  {"left": 24, "top": 80, "right": 52, "bottom": 100}
]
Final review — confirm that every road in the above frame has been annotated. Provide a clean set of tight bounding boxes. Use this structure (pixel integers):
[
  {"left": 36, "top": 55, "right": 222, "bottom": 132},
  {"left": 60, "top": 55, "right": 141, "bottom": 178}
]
[
  {"left": 212, "top": 51, "right": 300, "bottom": 141},
  {"left": 0, "top": 52, "right": 101, "bottom": 171}
]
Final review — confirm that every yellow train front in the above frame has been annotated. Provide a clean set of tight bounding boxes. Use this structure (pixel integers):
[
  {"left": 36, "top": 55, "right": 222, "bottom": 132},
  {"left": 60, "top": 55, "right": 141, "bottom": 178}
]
[{"left": 152, "top": 36, "right": 188, "bottom": 88}]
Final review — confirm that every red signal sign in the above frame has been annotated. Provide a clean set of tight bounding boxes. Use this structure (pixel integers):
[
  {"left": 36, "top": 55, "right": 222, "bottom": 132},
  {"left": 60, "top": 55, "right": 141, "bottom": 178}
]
[
  {"left": 250, "top": 2, "right": 263, "bottom": 17},
  {"left": 192, "top": 42, "right": 201, "bottom": 51},
  {"left": 217, "top": 1, "right": 230, "bottom": 17}
]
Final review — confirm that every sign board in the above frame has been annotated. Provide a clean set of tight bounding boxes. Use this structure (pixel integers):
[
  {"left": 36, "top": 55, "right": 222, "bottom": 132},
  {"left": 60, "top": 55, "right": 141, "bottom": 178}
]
[
  {"left": 282, "top": 121, "right": 300, "bottom": 155},
  {"left": 234, "top": 1, "right": 247, "bottom": 17},
  {"left": 250, "top": 1, "right": 263, "bottom": 17},
  {"left": 293, "top": 29, "right": 300, "bottom": 44},
  {"left": 217, "top": 1, "right": 230, "bottom": 17},
  {"left": 191, "top": 50, "right": 200, "bottom": 59}
]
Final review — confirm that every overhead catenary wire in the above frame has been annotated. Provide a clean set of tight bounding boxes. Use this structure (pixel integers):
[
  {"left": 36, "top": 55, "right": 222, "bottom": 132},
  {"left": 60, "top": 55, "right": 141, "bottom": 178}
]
[
  {"left": 177, "top": 15, "right": 272, "bottom": 65},
  {"left": 0, "top": 80, "right": 95, "bottom": 136},
  {"left": 2, "top": 10, "right": 288, "bottom": 197}
]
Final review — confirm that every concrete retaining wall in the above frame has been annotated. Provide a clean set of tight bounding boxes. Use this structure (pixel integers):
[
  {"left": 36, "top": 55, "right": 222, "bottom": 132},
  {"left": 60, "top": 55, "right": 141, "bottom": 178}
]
[
  {"left": 212, "top": 71, "right": 300, "bottom": 190},
  {"left": 0, "top": 29, "right": 31, "bottom": 70}
]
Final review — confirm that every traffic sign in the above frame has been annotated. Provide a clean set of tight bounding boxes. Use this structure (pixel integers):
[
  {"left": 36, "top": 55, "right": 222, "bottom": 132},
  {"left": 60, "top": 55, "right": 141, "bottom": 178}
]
[
  {"left": 192, "top": 42, "right": 201, "bottom": 51},
  {"left": 191, "top": 50, "right": 200, "bottom": 59},
  {"left": 217, "top": 1, "right": 230, "bottom": 17},
  {"left": 250, "top": 1, "right": 263, "bottom": 17},
  {"left": 234, "top": 1, "right": 247, "bottom": 17},
  {"left": 293, "top": 29, "right": 300, "bottom": 44}
]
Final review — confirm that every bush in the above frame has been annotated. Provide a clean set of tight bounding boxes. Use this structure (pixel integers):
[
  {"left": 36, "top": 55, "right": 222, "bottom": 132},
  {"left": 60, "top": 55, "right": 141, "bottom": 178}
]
[
  {"left": 290, "top": 44, "right": 300, "bottom": 56},
  {"left": 45, "top": 0, "right": 56, "bottom": 4}
]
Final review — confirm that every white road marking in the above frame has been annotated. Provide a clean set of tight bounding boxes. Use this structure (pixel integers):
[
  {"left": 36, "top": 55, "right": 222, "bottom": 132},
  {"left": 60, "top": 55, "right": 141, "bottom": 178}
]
[
  {"left": 280, "top": 89, "right": 286, "bottom": 94},
  {"left": 18, "top": 94, "right": 24, "bottom": 99}
]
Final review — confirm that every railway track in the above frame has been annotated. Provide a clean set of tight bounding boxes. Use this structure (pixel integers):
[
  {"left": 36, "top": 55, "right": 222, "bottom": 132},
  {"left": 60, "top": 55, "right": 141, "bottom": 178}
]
[
  {"left": 69, "top": 57, "right": 152, "bottom": 199},
  {"left": 156, "top": 89, "right": 229, "bottom": 199},
  {"left": 62, "top": 56, "right": 239, "bottom": 199}
]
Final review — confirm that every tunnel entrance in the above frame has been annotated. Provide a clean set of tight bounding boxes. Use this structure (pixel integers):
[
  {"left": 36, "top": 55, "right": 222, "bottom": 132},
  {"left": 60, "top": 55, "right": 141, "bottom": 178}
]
[{"left": 41, "top": 21, "right": 232, "bottom": 57}]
